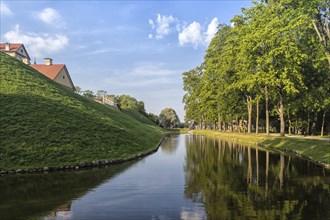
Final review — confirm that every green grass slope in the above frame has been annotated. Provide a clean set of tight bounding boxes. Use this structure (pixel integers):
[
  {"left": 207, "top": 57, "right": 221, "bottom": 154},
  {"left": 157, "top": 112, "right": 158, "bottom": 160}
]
[
  {"left": 193, "top": 130, "right": 330, "bottom": 167},
  {"left": 122, "top": 109, "right": 155, "bottom": 126},
  {"left": 0, "top": 52, "right": 163, "bottom": 170}
]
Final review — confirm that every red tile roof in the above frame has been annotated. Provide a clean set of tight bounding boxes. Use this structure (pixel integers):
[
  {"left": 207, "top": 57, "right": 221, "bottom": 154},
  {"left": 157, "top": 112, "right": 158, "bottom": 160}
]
[
  {"left": 0, "top": 43, "right": 23, "bottom": 52},
  {"left": 30, "top": 64, "right": 65, "bottom": 80}
]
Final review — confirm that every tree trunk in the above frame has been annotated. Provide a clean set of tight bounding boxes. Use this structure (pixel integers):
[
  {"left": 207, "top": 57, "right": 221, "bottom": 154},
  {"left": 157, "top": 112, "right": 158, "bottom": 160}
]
[
  {"left": 312, "top": 21, "right": 330, "bottom": 69},
  {"left": 321, "top": 110, "right": 326, "bottom": 137},
  {"left": 247, "top": 96, "right": 252, "bottom": 134},
  {"left": 218, "top": 114, "right": 221, "bottom": 131},
  {"left": 288, "top": 111, "right": 291, "bottom": 135},
  {"left": 307, "top": 113, "right": 311, "bottom": 135},
  {"left": 256, "top": 100, "right": 259, "bottom": 134},
  {"left": 279, "top": 95, "right": 285, "bottom": 136},
  {"left": 265, "top": 86, "right": 270, "bottom": 135},
  {"left": 288, "top": 118, "right": 292, "bottom": 135}
]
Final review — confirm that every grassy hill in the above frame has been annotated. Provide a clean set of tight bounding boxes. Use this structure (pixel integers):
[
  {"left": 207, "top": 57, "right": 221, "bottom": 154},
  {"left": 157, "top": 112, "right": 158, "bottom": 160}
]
[
  {"left": 122, "top": 109, "right": 156, "bottom": 126},
  {"left": 0, "top": 52, "right": 163, "bottom": 170}
]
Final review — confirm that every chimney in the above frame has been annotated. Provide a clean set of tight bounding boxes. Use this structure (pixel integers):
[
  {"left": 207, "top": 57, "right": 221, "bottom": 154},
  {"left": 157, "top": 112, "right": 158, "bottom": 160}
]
[
  {"left": 5, "top": 43, "right": 10, "bottom": 51},
  {"left": 44, "top": 58, "right": 53, "bottom": 65}
]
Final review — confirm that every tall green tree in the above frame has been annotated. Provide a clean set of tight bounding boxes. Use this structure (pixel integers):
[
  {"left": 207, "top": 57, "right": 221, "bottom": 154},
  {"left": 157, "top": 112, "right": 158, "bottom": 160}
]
[
  {"left": 183, "top": 65, "right": 204, "bottom": 128},
  {"left": 159, "top": 108, "right": 180, "bottom": 128}
]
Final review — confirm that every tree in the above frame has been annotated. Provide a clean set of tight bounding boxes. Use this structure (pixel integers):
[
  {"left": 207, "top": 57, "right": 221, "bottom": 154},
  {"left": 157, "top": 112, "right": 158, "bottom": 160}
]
[
  {"left": 183, "top": 65, "right": 204, "bottom": 128},
  {"left": 96, "top": 90, "right": 107, "bottom": 100},
  {"left": 148, "top": 113, "right": 160, "bottom": 125},
  {"left": 181, "top": 0, "right": 330, "bottom": 136},
  {"left": 310, "top": 0, "right": 330, "bottom": 67},
  {"left": 117, "top": 94, "right": 139, "bottom": 110},
  {"left": 82, "top": 90, "right": 95, "bottom": 99},
  {"left": 75, "top": 86, "right": 82, "bottom": 94},
  {"left": 137, "top": 101, "right": 146, "bottom": 114},
  {"left": 159, "top": 108, "right": 180, "bottom": 128}
]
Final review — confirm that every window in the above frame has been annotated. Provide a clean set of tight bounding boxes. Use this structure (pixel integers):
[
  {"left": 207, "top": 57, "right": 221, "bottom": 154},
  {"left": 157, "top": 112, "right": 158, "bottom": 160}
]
[{"left": 63, "top": 76, "right": 65, "bottom": 79}]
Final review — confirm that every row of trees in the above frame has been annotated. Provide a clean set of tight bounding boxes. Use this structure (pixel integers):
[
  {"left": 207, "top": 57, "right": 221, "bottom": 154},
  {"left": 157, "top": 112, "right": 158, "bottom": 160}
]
[
  {"left": 183, "top": 0, "right": 330, "bottom": 136},
  {"left": 75, "top": 87, "right": 146, "bottom": 112},
  {"left": 75, "top": 86, "right": 181, "bottom": 128}
]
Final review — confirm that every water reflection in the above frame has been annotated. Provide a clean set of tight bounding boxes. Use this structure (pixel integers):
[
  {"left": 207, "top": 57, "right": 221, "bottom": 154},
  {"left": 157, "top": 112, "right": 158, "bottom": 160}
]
[
  {"left": 0, "top": 163, "right": 134, "bottom": 220},
  {"left": 45, "top": 204, "right": 72, "bottom": 220},
  {"left": 1, "top": 135, "right": 329, "bottom": 220},
  {"left": 184, "top": 135, "right": 330, "bottom": 220},
  {"left": 160, "top": 134, "right": 180, "bottom": 154}
]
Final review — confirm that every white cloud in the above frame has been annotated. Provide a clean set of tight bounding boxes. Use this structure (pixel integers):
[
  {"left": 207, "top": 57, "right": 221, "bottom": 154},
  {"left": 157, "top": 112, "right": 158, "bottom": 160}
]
[
  {"left": 148, "top": 14, "right": 219, "bottom": 48},
  {"left": 178, "top": 22, "right": 203, "bottom": 48},
  {"left": 178, "top": 17, "right": 219, "bottom": 48},
  {"left": 204, "top": 17, "right": 219, "bottom": 45},
  {"left": 104, "top": 63, "right": 182, "bottom": 88},
  {"left": 148, "top": 19, "right": 155, "bottom": 29},
  {"left": 4, "top": 24, "right": 69, "bottom": 58},
  {"left": 1, "top": 2, "right": 13, "bottom": 16},
  {"left": 148, "top": 13, "right": 177, "bottom": 39},
  {"left": 37, "top": 8, "right": 66, "bottom": 28}
]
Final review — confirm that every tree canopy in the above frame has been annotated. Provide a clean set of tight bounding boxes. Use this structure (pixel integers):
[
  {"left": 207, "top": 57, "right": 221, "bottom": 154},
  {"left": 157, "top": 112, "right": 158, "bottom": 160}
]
[
  {"left": 159, "top": 108, "right": 180, "bottom": 129},
  {"left": 183, "top": 0, "right": 330, "bottom": 136}
]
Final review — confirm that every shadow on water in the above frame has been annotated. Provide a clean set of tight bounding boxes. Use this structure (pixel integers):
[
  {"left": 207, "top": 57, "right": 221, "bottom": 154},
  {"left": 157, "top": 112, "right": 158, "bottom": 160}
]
[
  {"left": 184, "top": 135, "right": 330, "bottom": 220},
  {"left": 0, "top": 162, "right": 135, "bottom": 220}
]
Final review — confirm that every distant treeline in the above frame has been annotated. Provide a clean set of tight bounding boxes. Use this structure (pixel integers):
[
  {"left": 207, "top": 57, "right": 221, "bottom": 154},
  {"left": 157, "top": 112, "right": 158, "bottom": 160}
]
[
  {"left": 183, "top": 0, "right": 330, "bottom": 136},
  {"left": 75, "top": 87, "right": 181, "bottom": 129}
]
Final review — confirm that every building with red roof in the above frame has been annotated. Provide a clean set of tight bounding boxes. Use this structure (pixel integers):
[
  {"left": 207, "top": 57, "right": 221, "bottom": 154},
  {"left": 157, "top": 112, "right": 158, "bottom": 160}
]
[
  {"left": 30, "top": 58, "right": 75, "bottom": 91},
  {"left": 0, "top": 43, "right": 30, "bottom": 64}
]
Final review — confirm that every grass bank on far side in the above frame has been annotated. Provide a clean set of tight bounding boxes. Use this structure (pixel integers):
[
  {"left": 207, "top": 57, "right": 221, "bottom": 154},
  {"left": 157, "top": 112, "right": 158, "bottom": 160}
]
[{"left": 192, "top": 130, "right": 330, "bottom": 168}]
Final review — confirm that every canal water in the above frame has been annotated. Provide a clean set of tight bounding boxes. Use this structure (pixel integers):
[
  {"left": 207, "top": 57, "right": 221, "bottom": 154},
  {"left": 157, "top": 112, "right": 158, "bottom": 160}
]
[{"left": 0, "top": 134, "right": 329, "bottom": 220}]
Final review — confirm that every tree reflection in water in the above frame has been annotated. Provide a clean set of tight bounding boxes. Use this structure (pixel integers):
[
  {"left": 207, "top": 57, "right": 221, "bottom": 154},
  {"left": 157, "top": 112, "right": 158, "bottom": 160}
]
[
  {"left": 0, "top": 162, "right": 134, "bottom": 220},
  {"left": 184, "top": 135, "right": 330, "bottom": 220},
  {"left": 160, "top": 134, "right": 180, "bottom": 155}
]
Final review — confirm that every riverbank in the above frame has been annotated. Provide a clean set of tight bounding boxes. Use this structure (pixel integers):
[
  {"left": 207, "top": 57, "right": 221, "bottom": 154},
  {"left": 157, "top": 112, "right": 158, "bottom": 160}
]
[
  {"left": 0, "top": 137, "right": 164, "bottom": 175},
  {"left": 192, "top": 130, "right": 330, "bottom": 168}
]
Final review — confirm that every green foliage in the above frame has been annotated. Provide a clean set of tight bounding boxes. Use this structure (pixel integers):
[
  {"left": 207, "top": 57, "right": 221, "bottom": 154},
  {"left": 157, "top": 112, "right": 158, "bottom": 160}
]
[
  {"left": 82, "top": 90, "right": 95, "bottom": 99},
  {"left": 182, "top": 0, "right": 330, "bottom": 136},
  {"left": 0, "top": 52, "right": 163, "bottom": 170},
  {"left": 147, "top": 112, "right": 160, "bottom": 125},
  {"left": 96, "top": 90, "right": 107, "bottom": 100},
  {"left": 159, "top": 108, "right": 180, "bottom": 128}
]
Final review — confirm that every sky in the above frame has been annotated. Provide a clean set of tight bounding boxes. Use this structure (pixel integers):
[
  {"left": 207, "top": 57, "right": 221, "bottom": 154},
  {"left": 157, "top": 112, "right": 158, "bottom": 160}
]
[{"left": 1, "top": 0, "right": 252, "bottom": 121}]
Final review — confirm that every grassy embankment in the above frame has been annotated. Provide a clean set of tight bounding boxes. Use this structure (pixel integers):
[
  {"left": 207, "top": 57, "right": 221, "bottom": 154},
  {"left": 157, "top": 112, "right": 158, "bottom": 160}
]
[
  {"left": 193, "top": 130, "right": 330, "bottom": 168},
  {"left": 0, "top": 52, "right": 163, "bottom": 170}
]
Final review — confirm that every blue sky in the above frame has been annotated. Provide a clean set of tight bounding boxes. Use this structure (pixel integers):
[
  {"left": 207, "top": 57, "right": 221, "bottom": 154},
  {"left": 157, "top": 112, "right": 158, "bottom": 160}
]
[{"left": 1, "top": 1, "right": 252, "bottom": 121}]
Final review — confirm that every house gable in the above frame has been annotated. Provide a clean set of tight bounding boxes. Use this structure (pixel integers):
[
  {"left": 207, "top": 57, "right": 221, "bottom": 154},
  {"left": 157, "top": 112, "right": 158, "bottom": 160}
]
[
  {"left": 30, "top": 64, "right": 65, "bottom": 80},
  {"left": 53, "top": 66, "right": 75, "bottom": 91},
  {"left": 0, "top": 43, "right": 30, "bottom": 64},
  {"left": 30, "top": 59, "right": 75, "bottom": 92}
]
